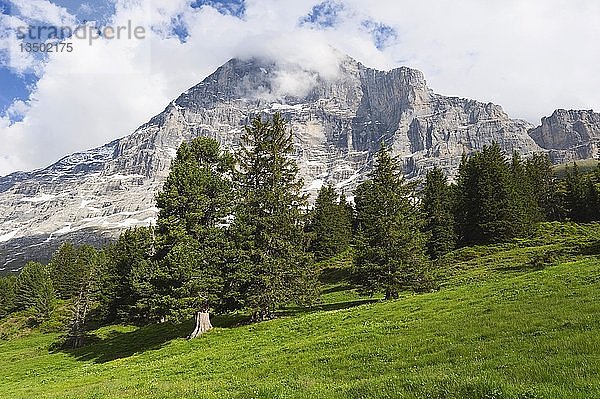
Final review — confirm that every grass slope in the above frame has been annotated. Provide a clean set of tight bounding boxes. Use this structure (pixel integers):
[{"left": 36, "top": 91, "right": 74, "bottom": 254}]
[{"left": 1, "top": 223, "right": 599, "bottom": 399}]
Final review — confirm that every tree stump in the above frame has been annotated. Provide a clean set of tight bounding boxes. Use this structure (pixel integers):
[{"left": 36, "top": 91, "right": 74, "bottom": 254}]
[{"left": 188, "top": 311, "right": 212, "bottom": 339}]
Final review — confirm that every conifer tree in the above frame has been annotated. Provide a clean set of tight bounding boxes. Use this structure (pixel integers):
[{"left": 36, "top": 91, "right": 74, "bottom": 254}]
[
  {"left": 48, "top": 243, "right": 85, "bottom": 299},
  {"left": 308, "top": 184, "right": 353, "bottom": 261},
  {"left": 353, "top": 145, "right": 429, "bottom": 299},
  {"left": 421, "top": 167, "right": 455, "bottom": 259},
  {"left": 154, "top": 137, "right": 234, "bottom": 337},
  {"left": 564, "top": 163, "right": 594, "bottom": 222},
  {"left": 510, "top": 151, "right": 539, "bottom": 230},
  {"left": 0, "top": 276, "right": 16, "bottom": 318},
  {"left": 455, "top": 143, "right": 524, "bottom": 245},
  {"left": 14, "top": 261, "right": 54, "bottom": 321},
  {"left": 229, "top": 113, "right": 317, "bottom": 320},
  {"left": 65, "top": 247, "right": 106, "bottom": 348},
  {"left": 524, "top": 153, "right": 561, "bottom": 221},
  {"left": 101, "top": 227, "right": 157, "bottom": 324}
]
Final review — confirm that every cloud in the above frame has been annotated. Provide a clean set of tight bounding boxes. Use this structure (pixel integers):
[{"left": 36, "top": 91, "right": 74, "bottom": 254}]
[{"left": 1, "top": 0, "right": 600, "bottom": 176}]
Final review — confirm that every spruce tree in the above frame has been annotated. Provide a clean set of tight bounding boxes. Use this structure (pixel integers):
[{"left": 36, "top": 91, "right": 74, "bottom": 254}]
[
  {"left": 0, "top": 276, "right": 16, "bottom": 318},
  {"left": 308, "top": 184, "right": 352, "bottom": 261},
  {"left": 353, "top": 145, "right": 429, "bottom": 299},
  {"left": 455, "top": 143, "right": 524, "bottom": 245},
  {"left": 564, "top": 163, "right": 594, "bottom": 222},
  {"left": 154, "top": 137, "right": 234, "bottom": 337},
  {"left": 65, "top": 247, "right": 106, "bottom": 348},
  {"left": 510, "top": 151, "right": 539, "bottom": 231},
  {"left": 421, "top": 167, "right": 456, "bottom": 259},
  {"left": 524, "top": 153, "right": 561, "bottom": 221},
  {"left": 101, "top": 227, "right": 157, "bottom": 324},
  {"left": 48, "top": 243, "right": 98, "bottom": 300},
  {"left": 14, "top": 261, "right": 54, "bottom": 321},
  {"left": 229, "top": 113, "right": 317, "bottom": 320}
]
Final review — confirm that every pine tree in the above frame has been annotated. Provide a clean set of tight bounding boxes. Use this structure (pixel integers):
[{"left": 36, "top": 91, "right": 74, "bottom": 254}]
[
  {"left": 65, "top": 247, "right": 106, "bottom": 348},
  {"left": 48, "top": 243, "right": 91, "bottom": 300},
  {"left": 524, "top": 153, "right": 561, "bottom": 221},
  {"left": 308, "top": 184, "right": 352, "bottom": 261},
  {"left": 353, "top": 145, "right": 429, "bottom": 299},
  {"left": 564, "top": 163, "right": 593, "bottom": 222},
  {"left": 14, "top": 261, "right": 54, "bottom": 321},
  {"left": 510, "top": 151, "right": 539, "bottom": 231},
  {"left": 101, "top": 227, "right": 157, "bottom": 324},
  {"left": 229, "top": 113, "right": 317, "bottom": 320},
  {"left": 455, "top": 143, "right": 524, "bottom": 245},
  {"left": 154, "top": 137, "right": 234, "bottom": 337},
  {"left": 421, "top": 167, "right": 456, "bottom": 259},
  {"left": 0, "top": 276, "right": 16, "bottom": 318}
]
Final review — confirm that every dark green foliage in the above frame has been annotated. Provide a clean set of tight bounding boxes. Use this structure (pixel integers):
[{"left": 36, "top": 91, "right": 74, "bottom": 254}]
[
  {"left": 65, "top": 247, "right": 107, "bottom": 348},
  {"left": 14, "top": 261, "right": 54, "bottom": 320},
  {"left": 510, "top": 151, "right": 540, "bottom": 228},
  {"left": 421, "top": 167, "right": 456, "bottom": 259},
  {"left": 524, "top": 153, "right": 561, "bottom": 221},
  {"left": 153, "top": 137, "right": 234, "bottom": 325},
  {"left": 0, "top": 275, "right": 16, "bottom": 318},
  {"left": 563, "top": 163, "right": 600, "bottom": 222},
  {"left": 101, "top": 227, "right": 157, "bottom": 324},
  {"left": 354, "top": 145, "right": 429, "bottom": 299},
  {"left": 455, "top": 143, "right": 526, "bottom": 245},
  {"left": 229, "top": 113, "right": 318, "bottom": 320},
  {"left": 308, "top": 184, "right": 353, "bottom": 261},
  {"left": 48, "top": 243, "right": 98, "bottom": 300}
]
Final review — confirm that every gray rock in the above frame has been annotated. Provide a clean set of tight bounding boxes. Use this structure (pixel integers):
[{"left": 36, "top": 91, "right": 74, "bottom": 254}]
[
  {"left": 0, "top": 55, "right": 593, "bottom": 272},
  {"left": 529, "top": 109, "right": 600, "bottom": 163}
]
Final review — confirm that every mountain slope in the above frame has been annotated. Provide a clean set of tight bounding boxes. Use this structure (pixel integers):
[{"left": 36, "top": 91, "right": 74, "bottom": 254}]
[{"left": 0, "top": 54, "right": 596, "bottom": 271}]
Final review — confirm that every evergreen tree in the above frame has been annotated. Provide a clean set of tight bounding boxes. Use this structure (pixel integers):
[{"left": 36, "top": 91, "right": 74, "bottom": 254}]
[
  {"left": 48, "top": 243, "right": 92, "bottom": 300},
  {"left": 229, "top": 113, "right": 317, "bottom": 320},
  {"left": 564, "top": 163, "right": 597, "bottom": 222},
  {"left": 154, "top": 137, "right": 234, "bottom": 337},
  {"left": 65, "top": 247, "right": 106, "bottom": 348},
  {"left": 421, "top": 167, "right": 456, "bottom": 259},
  {"left": 308, "top": 184, "right": 352, "bottom": 261},
  {"left": 102, "top": 227, "right": 158, "bottom": 324},
  {"left": 0, "top": 276, "right": 16, "bottom": 318},
  {"left": 524, "top": 153, "right": 561, "bottom": 221},
  {"left": 353, "top": 145, "right": 429, "bottom": 299},
  {"left": 14, "top": 261, "right": 54, "bottom": 321},
  {"left": 455, "top": 143, "right": 525, "bottom": 245},
  {"left": 509, "top": 151, "right": 540, "bottom": 231}
]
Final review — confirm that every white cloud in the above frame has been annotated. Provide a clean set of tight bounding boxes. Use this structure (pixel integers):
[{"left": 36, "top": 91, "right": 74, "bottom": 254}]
[{"left": 1, "top": 0, "right": 600, "bottom": 176}]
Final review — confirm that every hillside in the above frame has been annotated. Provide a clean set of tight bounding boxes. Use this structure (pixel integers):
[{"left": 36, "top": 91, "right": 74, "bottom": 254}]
[{"left": 0, "top": 223, "right": 599, "bottom": 399}]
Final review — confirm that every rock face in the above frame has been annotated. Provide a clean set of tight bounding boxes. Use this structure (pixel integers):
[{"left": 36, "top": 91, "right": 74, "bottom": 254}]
[
  {"left": 528, "top": 109, "right": 600, "bottom": 163},
  {"left": 0, "top": 54, "right": 593, "bottom": 272}
]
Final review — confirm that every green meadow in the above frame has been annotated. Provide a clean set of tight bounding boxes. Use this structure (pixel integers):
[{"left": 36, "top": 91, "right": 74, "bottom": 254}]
[{"left": 1, "top": 222, "right": 599, "bottom": 399}]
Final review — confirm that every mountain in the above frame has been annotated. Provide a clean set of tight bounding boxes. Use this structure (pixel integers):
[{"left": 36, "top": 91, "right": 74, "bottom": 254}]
[
  {"left": 529, "top": 109, "right": 600, "bottom": 163},
  {"left": 0, "top": 54, "right": 597, "bottom": 272}
]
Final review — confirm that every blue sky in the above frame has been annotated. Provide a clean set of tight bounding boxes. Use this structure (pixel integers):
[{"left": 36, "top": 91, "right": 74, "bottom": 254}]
[
  {"left": 0, "top": 0, "right": 599, "bottom": 176},
  {"left": 0, "top": 0, "right": 114, "bottom": 113},
  {"left": 0, "top": 0, "right": 246, "bottom": 113}
]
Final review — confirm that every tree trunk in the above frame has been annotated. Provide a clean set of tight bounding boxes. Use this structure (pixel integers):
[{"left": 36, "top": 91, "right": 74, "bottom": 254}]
[
  {"left": 188, "top": 311, "right": 212, "bottom": 339},
  {"left": 385, "top": 290, "right": 399, "bottom": 300}
]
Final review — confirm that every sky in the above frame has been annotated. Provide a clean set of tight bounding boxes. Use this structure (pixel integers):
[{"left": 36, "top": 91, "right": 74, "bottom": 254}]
[{"left": 0, "top": 0, "right": 599, "bottom": 176}]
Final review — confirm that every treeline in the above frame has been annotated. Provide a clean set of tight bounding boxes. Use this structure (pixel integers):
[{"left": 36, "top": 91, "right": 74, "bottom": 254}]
[{"left": 1, "top": 114, "right": 599, "bottom": 346}]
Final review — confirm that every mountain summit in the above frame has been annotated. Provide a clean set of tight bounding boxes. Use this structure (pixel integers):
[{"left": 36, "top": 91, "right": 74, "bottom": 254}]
[{"left": 0, "top": 54, "right": 598, "bottom": 271}]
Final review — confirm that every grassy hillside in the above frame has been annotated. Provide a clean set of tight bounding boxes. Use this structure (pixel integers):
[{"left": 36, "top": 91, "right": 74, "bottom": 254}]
[{"left": 1, "top": 223, "right": 599, "bottom": 399}]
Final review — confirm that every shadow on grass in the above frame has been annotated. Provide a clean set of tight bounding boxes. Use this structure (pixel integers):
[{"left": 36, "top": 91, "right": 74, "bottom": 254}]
[
  {"left": 54, "top": 321, "right": 191, "bottom": 364},
  {"left": 54, "top": 313, "right": 249, "bottom": 364}
]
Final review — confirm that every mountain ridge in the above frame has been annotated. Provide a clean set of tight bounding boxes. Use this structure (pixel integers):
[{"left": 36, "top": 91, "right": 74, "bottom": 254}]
[{"left": 1, "top": 54, "right": 599, "bottom": 272}]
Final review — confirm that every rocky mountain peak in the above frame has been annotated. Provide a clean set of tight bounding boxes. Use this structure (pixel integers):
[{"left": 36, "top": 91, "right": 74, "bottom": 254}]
[
  {"left": 0, "top": 53, "right": 596, "bottom": 272},
  {"left": 529, "top": 109, "right": 600, "bottom": 163}
]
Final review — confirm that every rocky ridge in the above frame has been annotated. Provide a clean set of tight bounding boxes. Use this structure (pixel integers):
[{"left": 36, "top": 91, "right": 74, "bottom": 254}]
[{"left": 0, "top": 55, "right": 597, "bottom": 271}]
